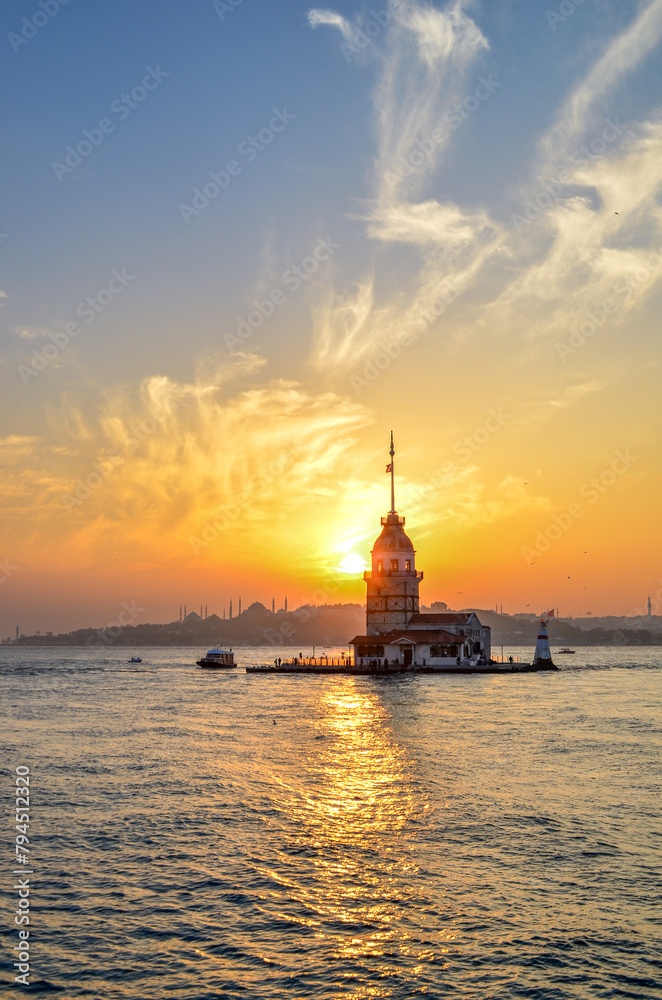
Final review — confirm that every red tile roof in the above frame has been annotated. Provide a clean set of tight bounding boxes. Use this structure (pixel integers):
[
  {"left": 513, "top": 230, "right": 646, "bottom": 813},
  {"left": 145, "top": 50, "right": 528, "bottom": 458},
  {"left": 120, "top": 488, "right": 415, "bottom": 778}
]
[
  {"left": 407, "top": 612, "right": 475, "bottom": 626},
  {"left": 349, "top": 629, "right": 466, "bottom": 645}
]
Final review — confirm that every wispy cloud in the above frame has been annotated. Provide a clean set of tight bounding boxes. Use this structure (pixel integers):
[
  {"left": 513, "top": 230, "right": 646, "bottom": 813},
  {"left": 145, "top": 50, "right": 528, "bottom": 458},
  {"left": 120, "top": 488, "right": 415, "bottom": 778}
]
[
  {"left": 307, "top": 8, "right": 354, "bottom": 44},
  {"left": 540, "top": 0, "right": 662, "bottom": 171},
  {"left": 306, "top": 0, "right": 662, "bottom": 383},
  {"left": 1, "top": 354, "right": 370, "bottom": 568},
  {"left": 308, "top": 0, "right": 502, "bottom": 370}
]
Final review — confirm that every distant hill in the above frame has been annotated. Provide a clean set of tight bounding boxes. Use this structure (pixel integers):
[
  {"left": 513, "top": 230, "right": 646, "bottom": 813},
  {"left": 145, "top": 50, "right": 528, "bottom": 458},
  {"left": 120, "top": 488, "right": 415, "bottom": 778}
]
[
  {"left": 463, "top": 609, "right": 662, "bottom": 647},
  {"left": 8, "top": 603, "right": 661, "bottom": 647},
  {"left": 10, "top": 603, "right": 365, "bottom": 648}
]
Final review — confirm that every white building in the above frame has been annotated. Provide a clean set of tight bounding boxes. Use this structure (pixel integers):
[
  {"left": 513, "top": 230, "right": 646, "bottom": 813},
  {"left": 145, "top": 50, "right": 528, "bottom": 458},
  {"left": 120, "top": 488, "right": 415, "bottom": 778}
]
[{"left": 349, "top": 435, "right": 491, "bottom": 668}]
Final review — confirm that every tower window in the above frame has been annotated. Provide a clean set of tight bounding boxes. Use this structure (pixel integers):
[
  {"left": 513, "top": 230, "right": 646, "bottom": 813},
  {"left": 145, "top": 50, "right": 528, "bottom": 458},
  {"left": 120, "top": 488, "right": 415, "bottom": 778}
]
[
  {"left": 405, "top": 559, "right": 411, "bottom": 571},
  {"left": 390, "top": 559, "right": 399, "bottom": 571},
  {"left": 377, "top": 560, "right": 383, "bottom": 573}
]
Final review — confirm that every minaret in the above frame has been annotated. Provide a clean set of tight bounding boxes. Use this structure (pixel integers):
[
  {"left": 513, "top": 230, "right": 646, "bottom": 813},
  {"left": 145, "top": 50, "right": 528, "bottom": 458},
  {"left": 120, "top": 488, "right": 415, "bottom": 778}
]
[
  {"left": 365, "top": 432, "right": 422, "bottom": 636},
  {"left": 179, "top": 604, "right": 182, "bottom": 623},
  {"left": 284, "top": 596, "right": 288, "bottom": 613},
  {"left": 238, "top": 596, "right": 242, "bottom": 615},
  {"left": 229, "top": 599, "right": 233, "bottom": 619},
  {"left": 272, "top": 597, "right": 275, "bottom": 614},
  {"left": 648, "top": 595, "right": 652, "bottom": 617},
  {"left": 184, "top": 604, "right": 187, "bottom": 619}
]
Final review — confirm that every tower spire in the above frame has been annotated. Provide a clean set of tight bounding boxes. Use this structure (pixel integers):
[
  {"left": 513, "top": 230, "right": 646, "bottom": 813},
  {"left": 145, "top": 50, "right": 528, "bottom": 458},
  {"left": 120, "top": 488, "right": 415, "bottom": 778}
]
[{"left": 389, "top": 430, "right": 395, "bottom": 513}]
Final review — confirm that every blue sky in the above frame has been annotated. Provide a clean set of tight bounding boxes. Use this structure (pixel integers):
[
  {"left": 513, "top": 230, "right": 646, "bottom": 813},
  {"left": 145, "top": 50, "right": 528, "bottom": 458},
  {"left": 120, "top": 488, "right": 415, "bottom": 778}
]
[{"left": 1, "top": 0, "right": 662, "bottom": 632}]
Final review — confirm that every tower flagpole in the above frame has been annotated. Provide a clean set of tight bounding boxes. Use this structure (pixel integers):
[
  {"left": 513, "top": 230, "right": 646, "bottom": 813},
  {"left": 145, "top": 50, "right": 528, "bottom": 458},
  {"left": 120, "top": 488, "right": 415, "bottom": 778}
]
[{"left": 389, "top": 430, "right": 395, "bottom": 513}]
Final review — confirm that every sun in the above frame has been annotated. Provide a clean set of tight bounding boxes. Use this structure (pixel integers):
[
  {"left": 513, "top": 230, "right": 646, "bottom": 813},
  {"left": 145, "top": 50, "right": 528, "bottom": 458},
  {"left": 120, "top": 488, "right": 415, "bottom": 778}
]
[{"left": 339, "top": 552, "right": 368, "bottom": 574}]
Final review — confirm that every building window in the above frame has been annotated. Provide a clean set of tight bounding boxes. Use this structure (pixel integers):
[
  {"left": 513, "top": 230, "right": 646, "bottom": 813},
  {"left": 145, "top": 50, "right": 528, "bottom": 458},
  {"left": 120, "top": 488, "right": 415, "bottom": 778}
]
[
  {"left": 430, "top": 644, "right": 458, "bottom": 658},
  {"left": 390, "top": 559, "right": 398, "bottom": 571},
  {"left": 357, "top": 644, "right": 385, "bottom": 657},
  {"left": 377, "top": 560, "right": 383, "bottom": 573},
  {"left": 405, "top": 559, "right": 411, "bottom": 571}
]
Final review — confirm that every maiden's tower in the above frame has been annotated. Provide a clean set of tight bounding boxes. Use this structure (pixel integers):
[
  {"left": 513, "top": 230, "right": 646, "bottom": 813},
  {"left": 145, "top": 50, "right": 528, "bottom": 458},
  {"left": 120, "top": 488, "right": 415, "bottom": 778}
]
[{"left": 349, "top": 434, "right": 491, "bottom": 668}]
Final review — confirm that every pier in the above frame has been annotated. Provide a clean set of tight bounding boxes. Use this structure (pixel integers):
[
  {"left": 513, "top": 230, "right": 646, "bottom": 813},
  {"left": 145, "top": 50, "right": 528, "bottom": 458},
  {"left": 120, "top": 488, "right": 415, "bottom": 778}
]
[{"left": 245, "top": 658, "right": 544, "bottom": 675}]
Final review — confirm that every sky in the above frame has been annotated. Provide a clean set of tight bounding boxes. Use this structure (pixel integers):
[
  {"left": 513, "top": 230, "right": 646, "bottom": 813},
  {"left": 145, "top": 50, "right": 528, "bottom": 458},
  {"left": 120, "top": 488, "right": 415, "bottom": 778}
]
[{"left": 1, "top": 0, "right": 661, "bottom": 636}]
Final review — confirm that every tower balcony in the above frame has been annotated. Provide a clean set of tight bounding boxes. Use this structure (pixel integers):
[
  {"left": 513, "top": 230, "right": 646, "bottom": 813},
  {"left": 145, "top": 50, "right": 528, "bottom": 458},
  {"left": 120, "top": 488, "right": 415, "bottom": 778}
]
[{"left": 364, "top": 570, "right": 423, "bottom": 580}]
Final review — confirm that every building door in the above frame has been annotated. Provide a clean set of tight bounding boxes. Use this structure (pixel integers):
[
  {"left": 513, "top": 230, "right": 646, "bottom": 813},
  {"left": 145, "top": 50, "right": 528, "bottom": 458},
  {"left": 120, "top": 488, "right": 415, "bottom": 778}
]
[{"left": 402, "top": 647, "right": 413, "bottom": 666}]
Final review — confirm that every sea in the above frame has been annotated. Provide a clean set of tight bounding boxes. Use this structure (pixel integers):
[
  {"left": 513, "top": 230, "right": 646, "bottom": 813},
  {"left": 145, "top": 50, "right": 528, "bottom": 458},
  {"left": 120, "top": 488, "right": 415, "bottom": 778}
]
[{"left": 1, "top": 645, "right": 661, "bottom": 999}]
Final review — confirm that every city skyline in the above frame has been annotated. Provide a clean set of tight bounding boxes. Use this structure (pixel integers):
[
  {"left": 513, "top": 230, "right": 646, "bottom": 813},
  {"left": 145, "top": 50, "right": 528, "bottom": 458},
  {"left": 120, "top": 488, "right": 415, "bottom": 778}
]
[{"left": 1, "top": 0, "right": 661, "bottom": 634}]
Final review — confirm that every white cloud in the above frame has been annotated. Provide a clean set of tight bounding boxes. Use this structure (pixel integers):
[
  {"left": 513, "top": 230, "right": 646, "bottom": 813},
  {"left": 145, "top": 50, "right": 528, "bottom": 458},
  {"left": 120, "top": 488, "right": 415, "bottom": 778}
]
[
  {"left": 308, "top": 1, "right": 501, "bottom": 370},
  {"left": 541, "top": 0, "right": 662, "bottom": 171},
  {"left": 307, "top": 8, "right": 355, "bottom": 44}
]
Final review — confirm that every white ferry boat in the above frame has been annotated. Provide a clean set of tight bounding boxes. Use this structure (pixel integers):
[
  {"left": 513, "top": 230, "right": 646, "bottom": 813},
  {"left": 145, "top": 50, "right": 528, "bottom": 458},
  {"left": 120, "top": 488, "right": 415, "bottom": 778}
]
[{"left": 196, "top": 647, "right": 236, "bottom": 669}]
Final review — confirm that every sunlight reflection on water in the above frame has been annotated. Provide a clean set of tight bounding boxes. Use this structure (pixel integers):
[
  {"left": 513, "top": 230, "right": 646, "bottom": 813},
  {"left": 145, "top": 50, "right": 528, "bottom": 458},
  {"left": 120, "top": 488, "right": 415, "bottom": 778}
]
[{"left": 1, "top": 646, "right": 661, "bottom": 998}]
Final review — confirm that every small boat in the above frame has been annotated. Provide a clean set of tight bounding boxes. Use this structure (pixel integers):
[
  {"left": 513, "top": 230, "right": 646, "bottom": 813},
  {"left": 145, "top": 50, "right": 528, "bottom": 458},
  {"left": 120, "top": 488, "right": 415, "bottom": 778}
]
[
  {"left": 128, "top": 656, "right": 142, "bottom": 663},
  {"left": 196, "top": 647, "right": 236, "bottom": 669},
  {"left": 558, "top": 648, "right": 575, "bottom": 654}
]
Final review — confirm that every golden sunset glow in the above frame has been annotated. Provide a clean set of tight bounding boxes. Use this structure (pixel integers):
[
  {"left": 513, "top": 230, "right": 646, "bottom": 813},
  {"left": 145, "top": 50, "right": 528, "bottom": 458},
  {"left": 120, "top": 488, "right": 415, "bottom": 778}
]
[
  {"left": 2, "top": 1, "right": 661, "bottom": 635},
  {"left": 338, "top": 553, "right": 369, "bottom": 575}
]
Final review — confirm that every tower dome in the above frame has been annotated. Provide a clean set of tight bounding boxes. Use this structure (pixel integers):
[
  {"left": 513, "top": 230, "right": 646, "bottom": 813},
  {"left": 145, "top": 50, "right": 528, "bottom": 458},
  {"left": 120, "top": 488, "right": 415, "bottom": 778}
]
[
  {"left": 371, "top": 512, "right": 416, "bottom": 573},
  {"left": 373, "top": 512, "right": 415, "bottom": 551}
]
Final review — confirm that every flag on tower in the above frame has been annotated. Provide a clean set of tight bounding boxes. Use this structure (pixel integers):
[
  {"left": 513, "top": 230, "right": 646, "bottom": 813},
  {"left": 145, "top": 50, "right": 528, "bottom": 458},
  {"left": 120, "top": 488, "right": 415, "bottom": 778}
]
[
  {"left": 547, "top": 608, "right": 555, "bottom": 618},
  {"left": 386, "top": 463, "right": 392, "bottom": 473}
]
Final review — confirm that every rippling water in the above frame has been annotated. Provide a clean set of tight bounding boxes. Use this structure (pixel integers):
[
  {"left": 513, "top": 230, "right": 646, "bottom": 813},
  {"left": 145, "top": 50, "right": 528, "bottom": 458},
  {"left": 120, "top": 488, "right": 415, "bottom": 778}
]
[{"left": 2, "top": 645, "right": 661, "bottom": 998}]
